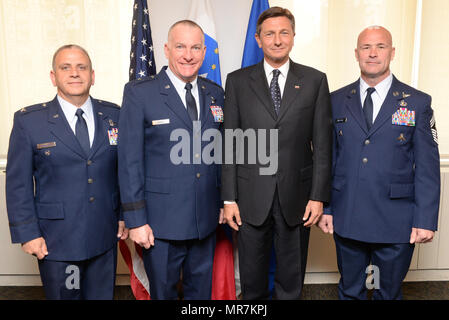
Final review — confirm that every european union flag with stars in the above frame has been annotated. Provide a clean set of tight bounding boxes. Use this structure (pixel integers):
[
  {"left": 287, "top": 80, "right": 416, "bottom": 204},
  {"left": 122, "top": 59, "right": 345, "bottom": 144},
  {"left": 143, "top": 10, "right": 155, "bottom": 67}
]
[{"left": 129, "top": 0, "right": 156, "bottom": 81}]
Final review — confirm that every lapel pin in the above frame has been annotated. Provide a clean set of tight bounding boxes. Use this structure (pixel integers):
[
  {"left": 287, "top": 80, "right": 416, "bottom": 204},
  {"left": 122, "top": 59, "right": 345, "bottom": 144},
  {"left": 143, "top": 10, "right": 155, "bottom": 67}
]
[
  {"left": 42, "top": 103, "right": 47, "bottom": 107},
  {"left": 20, "top": 107, "right": 26, "bottom": 113},
  {"left": 165, "top": 84, "right": 170, "bottom": 89},
  {"left": 201, "top": 85, "right": 206, "bottom": 90},
  {"left": 53, "top": 114, "right": 59, "bottom": 118},
  {"left": 351, "top": 89, "right": 356, "bottom": 95},
  {"left": 98, "top": 112, "right": 103, "bottom": 116},
  {"left": 393, "top": 91, "right": 399, "bottom": 97},
  {"left": 402, "top": 92, "right": 411, "bottom": 98},
  {"left": 294, "top": 85, "right": 301, "bottom": 89}
]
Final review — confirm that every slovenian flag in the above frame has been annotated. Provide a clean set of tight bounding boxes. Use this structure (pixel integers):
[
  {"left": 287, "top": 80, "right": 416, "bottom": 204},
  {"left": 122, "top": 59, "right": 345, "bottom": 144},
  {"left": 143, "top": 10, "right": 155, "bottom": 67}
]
[{"left": 188, "top": 0, "right": 222, "bottom": 85}]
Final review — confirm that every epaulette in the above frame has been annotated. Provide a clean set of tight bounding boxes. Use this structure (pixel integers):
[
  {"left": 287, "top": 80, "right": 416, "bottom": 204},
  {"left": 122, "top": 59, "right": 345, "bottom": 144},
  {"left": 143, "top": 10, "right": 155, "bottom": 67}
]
[
  {"left": 18, "top": 102, "right": 49, "bottom": 115},
  {"left": 95, "top": 99, "right": 120, "bottom": 109},
  {"left": 199, "top": 76, "right": 222, "bottom": 89},
  {"left": 129, "top": 74, "right": 158, "bottom": 86}
]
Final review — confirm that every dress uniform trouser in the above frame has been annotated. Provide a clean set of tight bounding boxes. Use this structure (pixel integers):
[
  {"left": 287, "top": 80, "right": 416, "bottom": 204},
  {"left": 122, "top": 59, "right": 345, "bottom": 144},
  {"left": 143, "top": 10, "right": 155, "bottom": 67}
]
[
  {"left": 334, "top": 232, "right": 414, "bottom": 300},
  {"left": 38, "top": 246, "right": 117, "bottom": 300},
  {"left": 142, "top": 232, "right": 216, "bottom": 300}
]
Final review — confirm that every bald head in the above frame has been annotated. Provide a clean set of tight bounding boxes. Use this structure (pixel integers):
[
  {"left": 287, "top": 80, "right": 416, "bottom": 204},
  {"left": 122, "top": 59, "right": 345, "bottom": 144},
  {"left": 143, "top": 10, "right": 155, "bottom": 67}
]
[
  {"left": 357, "top": 26, "right": 393, "bottom": 48},
  {"left": 167, "top": 20, "right": 205, "bottom": 45}
]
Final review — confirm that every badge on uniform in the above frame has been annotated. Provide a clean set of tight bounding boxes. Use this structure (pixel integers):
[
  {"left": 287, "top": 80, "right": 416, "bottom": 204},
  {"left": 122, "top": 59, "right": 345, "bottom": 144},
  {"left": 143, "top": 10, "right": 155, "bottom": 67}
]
[
  {"left": 392, "top": 108, "right": 415, "bottom": 126},
  {"left": 108, "top": 128, "right": 118, "bottom": 145},
  {"left": 210, "top": 106, "right": 223, "bottom": 123}
]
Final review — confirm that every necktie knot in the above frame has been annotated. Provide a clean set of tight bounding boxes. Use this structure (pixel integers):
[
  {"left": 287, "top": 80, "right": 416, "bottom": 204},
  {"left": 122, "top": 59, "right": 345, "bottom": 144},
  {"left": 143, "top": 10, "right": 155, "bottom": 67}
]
[
  {"left": 185, "top": 82, "right": 193, "bottom": 91},
  {"left": 76, "top": 108, "right": 84, "bottom": 118},
  {"left": 272, "top": 69, "right": 280, "bottom": 80},
  {"left": 366, "top": 87, "right": 376, "bottom": 96}
]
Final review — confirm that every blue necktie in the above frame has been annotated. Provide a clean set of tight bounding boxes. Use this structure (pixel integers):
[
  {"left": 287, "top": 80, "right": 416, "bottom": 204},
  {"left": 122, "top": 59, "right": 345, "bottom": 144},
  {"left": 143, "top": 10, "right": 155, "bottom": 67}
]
[
  {"left": 270, "top": 69, "right": 281, "bottom": 116},
  {"left": 75, "top": 108, "right": 90, "bottom": 156},
  {"left": 185, "top": 82, "right": 198, "bottom": 121},
  {"left": 363, "top": 87, "right": 376, "bottom": 130}
]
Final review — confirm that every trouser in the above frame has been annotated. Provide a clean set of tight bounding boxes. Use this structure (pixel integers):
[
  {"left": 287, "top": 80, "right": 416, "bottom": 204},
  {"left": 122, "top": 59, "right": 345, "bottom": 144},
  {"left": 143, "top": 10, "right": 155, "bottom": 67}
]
[
  {"left": 142, "top": 232, "right": 216, "bottom": 300},
  {"left": 238, "top": 189, "right": 310, "bottom": 300},
  {"left": 334, "top": 232, "right": 415, "bottom": 300},
  {"left": 38, "top": 246, "right": 117, "bottom": 300}
]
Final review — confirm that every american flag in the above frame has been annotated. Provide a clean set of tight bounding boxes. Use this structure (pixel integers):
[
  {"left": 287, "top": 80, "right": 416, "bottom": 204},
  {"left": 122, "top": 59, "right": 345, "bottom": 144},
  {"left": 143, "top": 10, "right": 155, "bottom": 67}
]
[
  {"left": 119, "top": 0, "right": 155, "bottom": 301},
  {"left": 129, "top": 0, "right": 156, "bottom": 81}
]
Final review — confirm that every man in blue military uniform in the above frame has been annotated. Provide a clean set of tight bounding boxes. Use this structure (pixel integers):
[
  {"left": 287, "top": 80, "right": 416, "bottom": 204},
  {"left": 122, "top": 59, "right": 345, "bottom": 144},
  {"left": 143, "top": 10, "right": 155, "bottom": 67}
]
[
  {"left": 318, "top": 26, "right": 440, "bottom": 300},
  {"left": 118, "top": 20, "right": 224, "bottom": 299},
  {"left": 6, "top": 45, "right": 127, "bottom": 299}
]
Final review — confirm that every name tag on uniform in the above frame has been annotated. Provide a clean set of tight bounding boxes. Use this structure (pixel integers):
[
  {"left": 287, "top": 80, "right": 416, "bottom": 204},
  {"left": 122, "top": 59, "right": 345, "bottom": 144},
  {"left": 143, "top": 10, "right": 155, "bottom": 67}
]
[
  {"left": 152, "top": 119, "right": 170, "bottom": 126},
  {"left": 210, "top": 106, "right": 223, "bottom": 123},
  {"left": 392, "top": 108, "right": 415, "bottom": 126},
  {"left": 37, "top": 142, "right": 56, "bottom": 149},
  {"left": 108, "top": 128, "right": 118, "bottom": 145}
]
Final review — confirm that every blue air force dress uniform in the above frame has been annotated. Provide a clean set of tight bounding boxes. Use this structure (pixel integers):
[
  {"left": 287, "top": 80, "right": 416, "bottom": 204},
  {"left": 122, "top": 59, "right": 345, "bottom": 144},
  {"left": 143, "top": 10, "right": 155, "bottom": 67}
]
[
  {"left": 6, "top": 96, "right": 121, "bottom": 299},
  {"left": 327, "top": 75, "right": 440, "bottom": 299},
  {"left": 118, "top": 67, "right": 223, "bottom": 299}
]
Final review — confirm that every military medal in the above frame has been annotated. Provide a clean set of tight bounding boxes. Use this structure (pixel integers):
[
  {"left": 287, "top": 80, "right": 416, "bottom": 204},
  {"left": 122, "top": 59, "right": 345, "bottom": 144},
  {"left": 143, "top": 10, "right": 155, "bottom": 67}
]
[
  {"left": 210, "top": 106, "right": 224, "bottom": 123},
  {"left": 108, "top": 128, "right": 118, "bottom": 145},
  {"left": 392, "top": 107, "right": 415, "bottom": 126}
]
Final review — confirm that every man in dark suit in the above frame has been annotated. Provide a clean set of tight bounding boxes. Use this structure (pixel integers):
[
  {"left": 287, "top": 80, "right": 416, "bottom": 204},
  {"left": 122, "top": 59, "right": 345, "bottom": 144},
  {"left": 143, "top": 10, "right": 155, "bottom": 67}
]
[
  {"left": 6, "top": 44, "right": 127, "bottom": 299},
  {"left": 118, "top": 20, "right": 224, "bottom": 299},
  {"left": 222, "top": 7, "right": 332, "bottom": 299},
  {"left": 318, "top": 26, "right": 440, "bottom": 299}
]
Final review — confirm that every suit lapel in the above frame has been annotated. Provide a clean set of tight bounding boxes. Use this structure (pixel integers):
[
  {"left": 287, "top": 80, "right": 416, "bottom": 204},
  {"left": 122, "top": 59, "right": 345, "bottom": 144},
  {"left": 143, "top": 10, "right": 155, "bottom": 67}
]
[
  {"left": 47, "top": 97, "right": 86, "bottom": 159},
  {"left": 249, "top": 62, "right": 277, "bottom": 121},
  {"left": 368, "top": 76, "right": 403, "bottom": 137},
  {"left": 159, "top": 69, "right": 193, "bottom": 130},
  {"left": 89, "top": 99, "right": 109, "bottom": 158},
  {"left": 344, "top": 80, "right": 369, "bottom": 134},
  {"left": 277, "top": 62, "right": 303, "bottom": 122}
]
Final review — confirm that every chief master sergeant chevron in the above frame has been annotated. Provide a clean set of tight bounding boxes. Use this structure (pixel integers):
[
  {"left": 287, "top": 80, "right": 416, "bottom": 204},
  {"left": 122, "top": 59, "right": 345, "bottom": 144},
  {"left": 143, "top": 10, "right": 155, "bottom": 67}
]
[
  {"left": 318, "top": 26, "right": 440, "bottom": 300},
  {"left": 118, "top": 20, "right": 224, "bottom": 299},
  {"left": 5, "top": 44, "right": 127, "bottom": 300}
]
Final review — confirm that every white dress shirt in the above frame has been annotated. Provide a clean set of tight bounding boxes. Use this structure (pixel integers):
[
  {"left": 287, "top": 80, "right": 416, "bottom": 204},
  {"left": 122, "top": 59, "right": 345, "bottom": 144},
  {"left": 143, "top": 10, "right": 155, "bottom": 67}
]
[
  {"left": 263, "top": 59, "right": 290, "bottom": 97},
  {"left": 58, "top": 95, "right": 95, "bottom": 147},
  {"left": 166, "top": 67, "right": 201, "bottom": 119},
  {"left": 359, "top": 73, "right": 393, "bottom": 123}
]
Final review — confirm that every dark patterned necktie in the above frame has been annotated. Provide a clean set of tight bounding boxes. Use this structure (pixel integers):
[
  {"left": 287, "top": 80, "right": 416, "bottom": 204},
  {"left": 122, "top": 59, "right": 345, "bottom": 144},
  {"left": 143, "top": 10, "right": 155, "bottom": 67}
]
[
  {"left": 270, "top": 69, "right": 281, "bottom": 116},
  {"left": 363, "top": 87, "right": 376, "bottom": 130},
  {"left": 185, "top": 82, "right": 198, "bottom": 121},
  {"left": 75, "top": 108, "right": 90, "bottom": 156}
]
